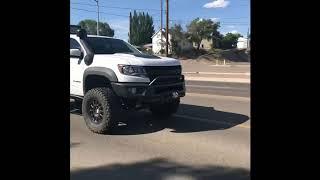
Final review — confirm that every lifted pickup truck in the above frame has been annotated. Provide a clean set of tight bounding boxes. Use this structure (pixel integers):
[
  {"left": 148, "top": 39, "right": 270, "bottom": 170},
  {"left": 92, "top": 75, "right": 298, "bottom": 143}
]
[{"left": 70, "top": 26, "right": 185, "bottom": 134}]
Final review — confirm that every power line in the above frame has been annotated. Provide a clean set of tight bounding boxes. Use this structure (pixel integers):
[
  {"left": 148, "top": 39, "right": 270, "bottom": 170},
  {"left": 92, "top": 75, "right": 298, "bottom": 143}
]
[
  {"left": 153, "top": 19, "right": 249, "bottom": 24},
  {"left": 220, "top": 21, "right": 249, "bottom": 23},
  {"left": 71, "top": 8, "right": 250, "bottom": 25},
  {"left": 149, "top": 12, "right": 161, "bottom": 17},
  {"left": 72, "top": 7, "right": 161, "bottom": 18},
  {"left": 212, "top": 17, "right": 249, "bottom": 19},
  {"left": 71, "top": 2, "right": 164, "bottom": 12},
  {"left": 71, "top": 3, "right": 249, "bottom": 19},
  {"left": 221, "top": 24, "right": 249, "bottom": 26},
  {"left": 227, "top": 5, "right": 250, "bottom": 8},
  {"left": 71, "top": 7, "right": 128, "bottom": 17}
]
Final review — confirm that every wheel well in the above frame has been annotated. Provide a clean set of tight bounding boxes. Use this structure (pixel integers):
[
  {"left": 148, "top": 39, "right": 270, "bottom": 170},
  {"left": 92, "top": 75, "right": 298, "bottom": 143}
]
[{"left": 84, "top": 75, "right": 110, "bottom": 93}]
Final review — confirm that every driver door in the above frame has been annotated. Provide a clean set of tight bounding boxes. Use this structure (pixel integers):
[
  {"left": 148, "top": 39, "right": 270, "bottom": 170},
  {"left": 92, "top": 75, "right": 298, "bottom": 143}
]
[{"left": 70, "top": 38, "right": 84, "bottom": 96}]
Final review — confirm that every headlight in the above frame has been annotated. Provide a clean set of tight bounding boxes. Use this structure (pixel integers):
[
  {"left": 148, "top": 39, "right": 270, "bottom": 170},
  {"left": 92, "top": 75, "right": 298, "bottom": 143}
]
[{"left": 118, "top": 64, "right": 147, "bottom": 78}]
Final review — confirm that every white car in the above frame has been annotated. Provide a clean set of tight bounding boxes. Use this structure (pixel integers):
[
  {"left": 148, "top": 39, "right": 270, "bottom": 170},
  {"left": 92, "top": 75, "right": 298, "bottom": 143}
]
[{"left": 70, "top": 26, "right": 185, "bottom": 134}]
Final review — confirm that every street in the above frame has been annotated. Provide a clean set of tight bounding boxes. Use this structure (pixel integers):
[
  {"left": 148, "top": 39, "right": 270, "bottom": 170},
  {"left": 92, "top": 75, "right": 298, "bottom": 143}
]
[
  {"left": 186, "top": 81, "right": 250, "bottom": 97},
  {"left": 70, "top": 80, "right": 250, "bottom": 180}
]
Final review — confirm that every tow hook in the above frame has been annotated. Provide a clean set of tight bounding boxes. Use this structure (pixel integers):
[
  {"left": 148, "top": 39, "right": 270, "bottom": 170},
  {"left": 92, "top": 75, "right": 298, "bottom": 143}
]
[{"left": 172, "top": 91, "right": 179, "bottom": 99}]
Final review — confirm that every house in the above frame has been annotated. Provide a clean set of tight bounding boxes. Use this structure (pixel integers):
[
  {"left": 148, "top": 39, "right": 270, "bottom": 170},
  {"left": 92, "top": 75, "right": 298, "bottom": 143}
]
[
  {"left": 237, "top": 37, "right": 249, "bottom": 49},
  {"left": 177, "top": 39, "right": 193, "bottom": 51},
  {"left": 142, "top": 43, "right": 153, "bottom": 51},
  {"left": 152, "top": 28, "right": 172, "bottom": 54},
  {"left": 152, "top": 28, "right": 193, "bottom": 54},
  {"left": 193, "top": 39, "right": 212, "bottom": 50}
]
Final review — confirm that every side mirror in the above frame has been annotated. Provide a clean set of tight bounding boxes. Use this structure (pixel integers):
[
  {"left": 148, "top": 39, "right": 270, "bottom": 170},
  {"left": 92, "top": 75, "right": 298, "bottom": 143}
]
[{"left": 70, "top": 49, "right": 82, "bottom": 58}]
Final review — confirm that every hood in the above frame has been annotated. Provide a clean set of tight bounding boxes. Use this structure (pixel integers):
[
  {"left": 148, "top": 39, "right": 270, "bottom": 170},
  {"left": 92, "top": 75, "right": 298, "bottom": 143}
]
[{"left": 109, "top": 53, "right": 181, "bottom": 66}]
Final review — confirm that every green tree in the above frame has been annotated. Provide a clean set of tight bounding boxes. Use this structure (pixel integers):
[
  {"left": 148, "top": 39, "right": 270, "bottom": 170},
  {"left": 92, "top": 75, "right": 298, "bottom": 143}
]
[
  {"left": 221, "top": 33, "right": 242, "bottom": 49},
  {"left": 170, "top": 24, "right": 187, "bottom": 55},
  {"left": 129, "top": 11, "right": 155, "bottom": 45},
  {"left": 186, "top": 18, "right": 220, "bottom": 51},
  {"left": 212, "top": 31, "right": 224, "bottom": 49},
  {"left": 78, "top": 19, "right": 114, "bottom": 37}
]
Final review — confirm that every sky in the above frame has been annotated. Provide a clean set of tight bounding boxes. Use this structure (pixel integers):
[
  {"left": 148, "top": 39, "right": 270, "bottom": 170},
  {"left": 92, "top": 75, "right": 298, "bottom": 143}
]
[{"left": 70, "top": 0, "right": 250, "bottom": 41}]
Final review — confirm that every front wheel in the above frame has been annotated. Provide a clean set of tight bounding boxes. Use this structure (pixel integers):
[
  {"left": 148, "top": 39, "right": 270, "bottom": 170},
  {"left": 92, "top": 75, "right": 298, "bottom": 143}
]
[
  {"left": 150, "top": 98, "right": 180, "bottom": 119},
  {"left": 82, "top": 87, "right": 121, "bottom": 134}
]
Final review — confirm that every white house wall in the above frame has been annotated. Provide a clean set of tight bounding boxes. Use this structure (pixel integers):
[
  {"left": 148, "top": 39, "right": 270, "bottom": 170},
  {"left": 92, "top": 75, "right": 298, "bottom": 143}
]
[
  {"left": 237, "top": 38, "right": 248, "bottom": 49},
  {"left": 152, "top": 31, "right": 172, "bottom": 54}
]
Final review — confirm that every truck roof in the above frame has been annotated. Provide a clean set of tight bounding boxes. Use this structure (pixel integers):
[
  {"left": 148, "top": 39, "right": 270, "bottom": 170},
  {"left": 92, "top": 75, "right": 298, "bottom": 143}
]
[
  {"left": 70, "top": 34, "right": 121, "bottom": 40},
  {"left": 70, "top": 25, "right": 122, "bottom": 40}
]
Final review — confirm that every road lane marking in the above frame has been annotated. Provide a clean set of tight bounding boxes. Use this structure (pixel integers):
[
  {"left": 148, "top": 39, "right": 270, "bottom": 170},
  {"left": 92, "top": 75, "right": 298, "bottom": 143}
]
[
  {"left": 186, "top": 93, "right": 250, "bottom": 101},
  {"left": 184, "top": 76, "right": 250, "bottom": 84},
  {"left": 184, "top": 72, "right": 250, "bottom": 75},
  {"left": 186, "top": 84, "right": 248, "bottom": 91},
  {"left": 174, "top": 114, "right": 250, "bottom": 129}
]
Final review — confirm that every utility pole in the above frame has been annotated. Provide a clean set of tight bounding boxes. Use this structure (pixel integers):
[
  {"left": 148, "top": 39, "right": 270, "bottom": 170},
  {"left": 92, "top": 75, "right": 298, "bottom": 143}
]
[
  {"left": 94, "top": 0, "right": 100, "bottom": 36},
  {"left": 160, "top": 0, "right": 163, "bottom": 53},
  {"left": 166, "top": 0, "right": 169, "bottom": 57},
  {"left": 129, "top": 12, "right": 132, "bottom": 43},
  {"left": 247, "top": 28, "right": 250, "bottom": 62},
  {"left": 247, "top": 28, "right": 249, "bottom": 49}
]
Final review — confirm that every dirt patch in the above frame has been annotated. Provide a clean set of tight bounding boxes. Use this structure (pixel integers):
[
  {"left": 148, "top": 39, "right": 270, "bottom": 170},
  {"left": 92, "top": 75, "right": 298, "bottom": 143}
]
[{"left": 197, "top": 49, "right": 250, "bottom": 62}]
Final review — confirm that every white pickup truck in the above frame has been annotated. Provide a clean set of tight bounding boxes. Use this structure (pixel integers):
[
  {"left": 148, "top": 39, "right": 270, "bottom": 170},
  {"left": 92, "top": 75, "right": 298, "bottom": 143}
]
[{"left": 70, "top": 26, "right": 185, "bottom": 134}]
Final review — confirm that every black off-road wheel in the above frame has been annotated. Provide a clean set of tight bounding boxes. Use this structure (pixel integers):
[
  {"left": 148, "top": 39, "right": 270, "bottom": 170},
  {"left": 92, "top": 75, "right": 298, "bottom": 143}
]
[{"left": 82, "top": 88, "right": 121, "bottom": 134}]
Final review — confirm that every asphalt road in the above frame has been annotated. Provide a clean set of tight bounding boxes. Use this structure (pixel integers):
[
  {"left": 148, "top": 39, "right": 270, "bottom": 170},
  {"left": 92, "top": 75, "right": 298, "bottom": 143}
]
[
  {"left": 186, "top": 81, "right": 250, "bottom": 97},
  {"left": 70, "top": 81, "right": 250, "bottom": 180}
]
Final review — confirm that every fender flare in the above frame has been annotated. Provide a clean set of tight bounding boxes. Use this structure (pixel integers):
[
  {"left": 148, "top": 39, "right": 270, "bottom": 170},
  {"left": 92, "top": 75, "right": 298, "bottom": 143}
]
[{"left": 83, "top": 67, "right": 118, "bottom": 92}]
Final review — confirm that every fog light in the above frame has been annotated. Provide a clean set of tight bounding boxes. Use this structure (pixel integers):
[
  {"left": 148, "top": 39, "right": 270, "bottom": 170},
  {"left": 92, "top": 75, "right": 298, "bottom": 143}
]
[{"left": 129, "top": 88, "right": 137, "bottom": 94}]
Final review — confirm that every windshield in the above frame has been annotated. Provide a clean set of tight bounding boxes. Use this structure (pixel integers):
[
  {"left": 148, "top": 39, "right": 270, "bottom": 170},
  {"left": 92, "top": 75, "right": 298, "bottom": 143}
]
[{"left": 85, "top": 37, "right": 141, "bottom": 55}]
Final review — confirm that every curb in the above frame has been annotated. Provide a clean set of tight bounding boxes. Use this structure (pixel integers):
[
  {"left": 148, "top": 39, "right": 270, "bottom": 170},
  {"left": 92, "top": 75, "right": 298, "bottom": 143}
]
[
  {"left": 186, "top": 92, "right": 250, "bottom": 101},
  {"left": 184, "top": 72, "right": 250, "bottom": 75},
  {"left": 185, "top": 76, "right": 250, "bottom": 84},
  {"left": 209, "top": 65, "right": 250, "bottom": 67}
]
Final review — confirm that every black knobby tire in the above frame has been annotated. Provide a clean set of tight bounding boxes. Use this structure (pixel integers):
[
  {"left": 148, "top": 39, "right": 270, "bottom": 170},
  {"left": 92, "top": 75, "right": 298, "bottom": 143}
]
[
  {"left": 82, "top": 88, "right": 120, "bottom": 134},
  {"left": 150, "top": 98, "right": 180, "bottom": 119}
]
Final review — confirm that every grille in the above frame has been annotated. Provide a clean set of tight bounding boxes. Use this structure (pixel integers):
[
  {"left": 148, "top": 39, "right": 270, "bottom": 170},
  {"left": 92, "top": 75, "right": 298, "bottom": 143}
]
[
  {"left": 154, "top": 85, "right": 184, "bottom": 94},
  {"left": 151, "top": 76, "right": 184, "bottom": 85},
  {"left": 144, "top": 65, "right": 182, "bottom": 81}
]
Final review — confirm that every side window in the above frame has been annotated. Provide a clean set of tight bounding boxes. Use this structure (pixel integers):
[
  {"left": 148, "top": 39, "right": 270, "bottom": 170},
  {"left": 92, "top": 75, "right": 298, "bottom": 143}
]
[{"left": 70, "top": 38, "right": 81, "bottom": 50}]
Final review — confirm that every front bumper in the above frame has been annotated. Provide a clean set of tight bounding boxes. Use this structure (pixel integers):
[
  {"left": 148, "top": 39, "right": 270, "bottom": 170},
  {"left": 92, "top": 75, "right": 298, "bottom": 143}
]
[{"left": 111, "top": 75, "right": 186, "bottom": 103}]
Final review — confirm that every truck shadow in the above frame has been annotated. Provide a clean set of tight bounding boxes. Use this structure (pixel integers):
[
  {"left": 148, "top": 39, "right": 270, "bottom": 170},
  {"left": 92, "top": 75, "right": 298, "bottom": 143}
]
[
  {"left": 70, "top": 158, "right": 250, "bottom": 180},
  {"left": 70, "top": 103, "right": 249, "bottom": 135},
  {"left": 70, "top": 142, "right": 81, "bottom": 148}
]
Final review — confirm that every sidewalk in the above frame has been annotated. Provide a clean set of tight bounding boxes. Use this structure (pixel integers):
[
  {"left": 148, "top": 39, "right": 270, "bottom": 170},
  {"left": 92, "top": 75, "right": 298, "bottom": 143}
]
[
  {"left": 180, "top": 60, "right": 250, "bottom": 73},
  {"left": 184, "top": 73, "right": 250, "bottom": 83},
  {"left": 181, "top": 60, "right": 250, "bottom": 84}
]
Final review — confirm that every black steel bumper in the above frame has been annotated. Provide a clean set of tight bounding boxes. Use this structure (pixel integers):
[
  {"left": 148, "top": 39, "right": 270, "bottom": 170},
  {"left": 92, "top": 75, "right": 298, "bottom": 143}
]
[{"left": 111, "top": 75, "right": 186, "bottom": 103}]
